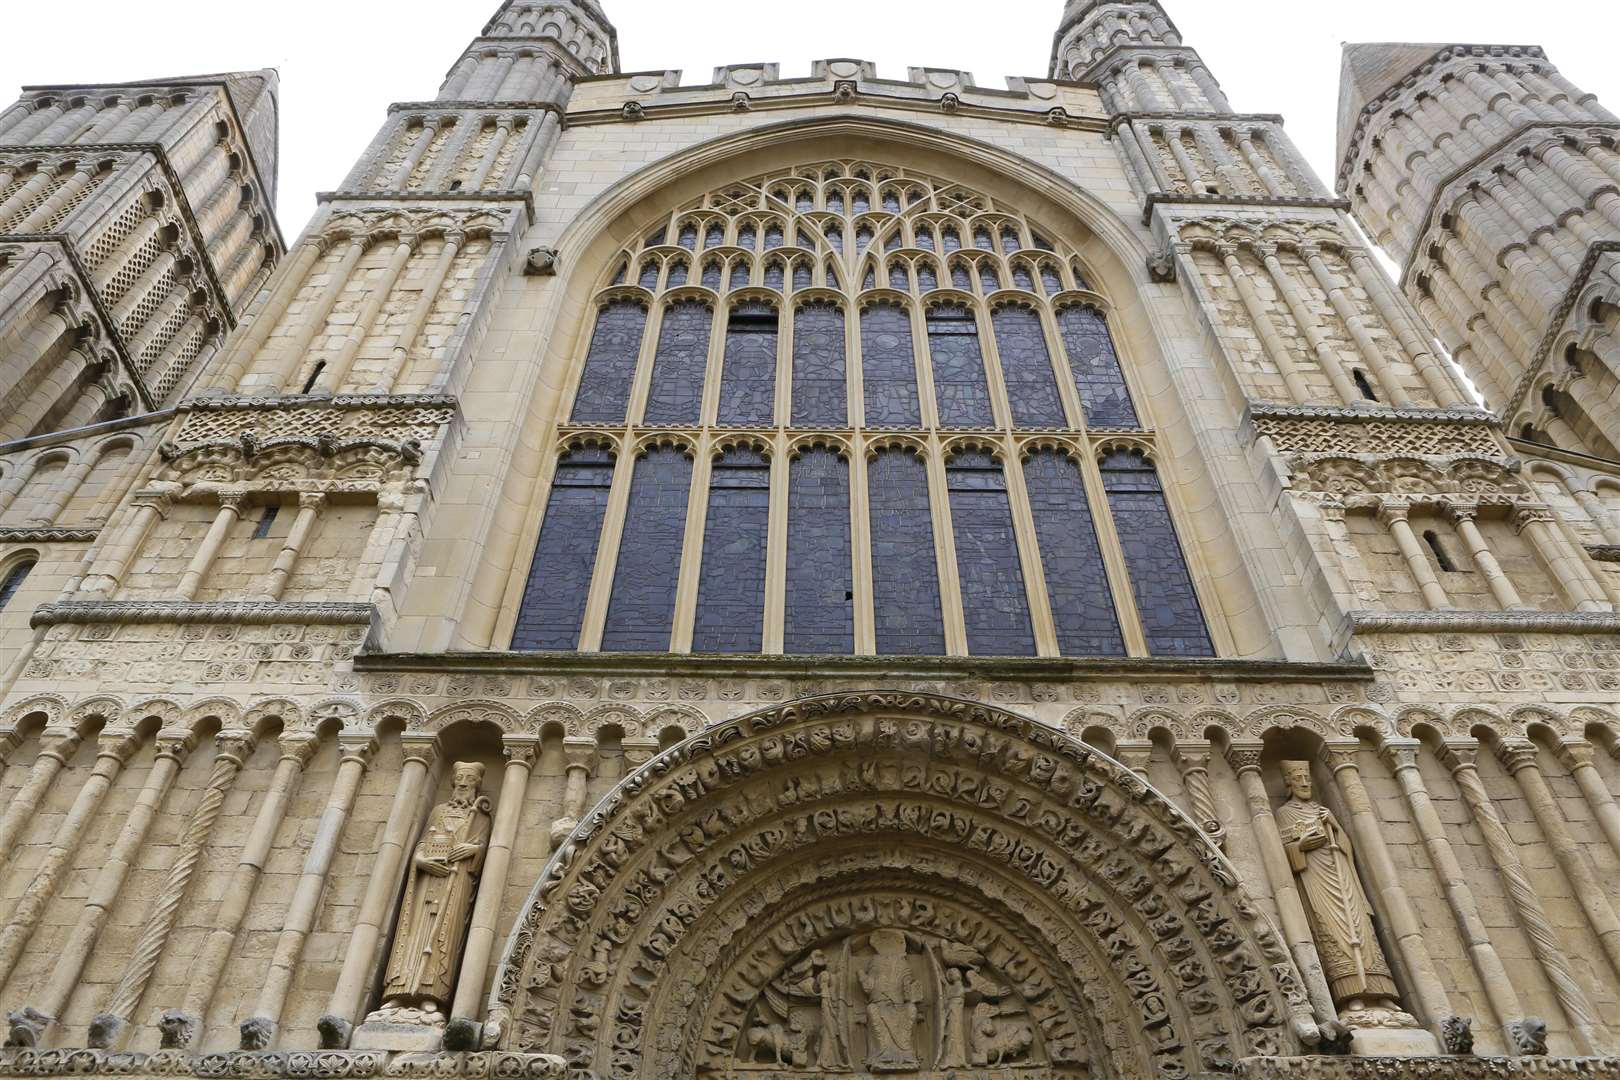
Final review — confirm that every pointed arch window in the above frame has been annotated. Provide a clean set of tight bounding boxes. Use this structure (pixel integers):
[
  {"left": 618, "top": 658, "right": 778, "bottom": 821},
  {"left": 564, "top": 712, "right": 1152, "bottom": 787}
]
[
  {"left": 926, "top": 304, "right": 994, "bottom": 427},
  {"left": 947, "top": 450, "right": 1035, "bottom": 655},
  {"left": 1100, "top": 449, "right": 1212, "bottom": 656},
  {"left": 642, "top": 300, "right": 712, "bottom": 425},
  {"left": 717, "top": 301, "right": 777, "bottom": 425},
  {"left": 1058, "top": 304, "right": 1138, "bottom": 428},
  {"left": 569, "top": 301, "right": 646, "bottom": 423},
  {"left": 513, "top": 447, "right": 615, "bottom": 650},
  {"left": 868, "top": 447, "right": 945, "bottom": 654},
  {"left": 784, "top": 446, "right": 853, "bottom": 653},
  {"left": 791, "top": 301, "right": 847, "bottom": 426},
  {"left": 693, "top": 446, "right": 770, "bottom": 652},
  {"left": 860, "top": 302, "right": 921, "bottom": 426},
  {"left": 601, "top": 446, "right": 693, "bottom": 651},
  {"left": 993, "top": 304, "right": 1067, "bottom": 428},
  {"left": 1024, "top": 450, "right": 1124, "bottom": 655}
]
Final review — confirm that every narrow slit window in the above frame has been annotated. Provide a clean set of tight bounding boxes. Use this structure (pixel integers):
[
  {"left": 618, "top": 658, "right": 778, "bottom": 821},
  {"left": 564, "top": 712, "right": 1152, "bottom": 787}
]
[
  {"left": 1354, "top": 369, "right": 1379, "bottom": 402},
  {"left": 0, "top": 559, "right": 34, "bottom": 611},
  {"left": 1424, "top": 529, "right": 1459, "bottom": 572},
  {"left": 252, "top": 505, "right": 279, "bottom": 540}
]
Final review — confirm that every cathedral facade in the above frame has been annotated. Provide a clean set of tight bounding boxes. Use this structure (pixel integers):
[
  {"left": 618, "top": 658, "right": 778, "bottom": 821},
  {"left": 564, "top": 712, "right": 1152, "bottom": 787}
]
[{"left": 0, "top": 1, "right": 1618, "bottom": 1076}]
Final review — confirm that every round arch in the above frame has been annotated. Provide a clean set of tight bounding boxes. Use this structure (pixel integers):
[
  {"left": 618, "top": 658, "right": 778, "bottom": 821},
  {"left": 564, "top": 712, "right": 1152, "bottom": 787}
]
[{"left": 488, "top": 692, "right": 1305, "bottom": 1078}]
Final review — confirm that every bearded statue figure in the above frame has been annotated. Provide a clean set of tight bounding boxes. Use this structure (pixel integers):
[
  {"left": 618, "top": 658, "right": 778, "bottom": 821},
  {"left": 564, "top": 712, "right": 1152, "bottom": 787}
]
[
  {"left": 379, "top": 762, "right": 493, "bottom": 1019},
  {"left": 1276, "top": 760, "right": 1400, "bottom": 1010}
]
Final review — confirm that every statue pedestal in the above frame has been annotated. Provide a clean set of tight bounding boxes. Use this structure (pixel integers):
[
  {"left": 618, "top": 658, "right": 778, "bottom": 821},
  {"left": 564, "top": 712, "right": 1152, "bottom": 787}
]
[
  {"left": 350, "top": 1004, "right": 447, "bottom": 1052},
  {"left": 1340, "top": 1007, "right": 1439, "bottom": 1057}
]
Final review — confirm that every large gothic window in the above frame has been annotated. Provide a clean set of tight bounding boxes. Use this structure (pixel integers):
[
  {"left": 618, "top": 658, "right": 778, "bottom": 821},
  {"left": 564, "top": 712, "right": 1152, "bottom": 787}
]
[{"left": 518, "top": 160, "right": 1214, "bottom": 657}]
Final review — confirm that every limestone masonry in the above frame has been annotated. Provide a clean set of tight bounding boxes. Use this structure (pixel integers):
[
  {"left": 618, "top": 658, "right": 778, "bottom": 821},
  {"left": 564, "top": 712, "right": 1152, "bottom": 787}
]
[{"left": 0, "top": 2, "right": 1617, "bottom": 1077}]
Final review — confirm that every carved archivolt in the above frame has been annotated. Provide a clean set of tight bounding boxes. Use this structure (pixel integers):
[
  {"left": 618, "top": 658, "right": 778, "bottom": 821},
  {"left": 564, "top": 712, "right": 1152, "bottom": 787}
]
[{"left": 488, "top": 692, "right": 1307, "bottom": 1079}]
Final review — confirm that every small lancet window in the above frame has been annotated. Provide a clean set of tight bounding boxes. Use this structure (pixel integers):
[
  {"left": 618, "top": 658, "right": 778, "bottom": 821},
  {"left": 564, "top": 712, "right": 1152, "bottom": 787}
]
[
  {"left": 973, "top": 228, "right": 993, "bottom": 251},
  {"left": 1353, "top": 369, "right": 1379, "bottom": 402},
  {"left": 888, "top": 263, "right": 909, "bottom": 291},
  {"left": 1424, "top": 530, "right": 1459, "bottom": 572},
  {"left": 701, "top": 260, "right": 722, "bottom": 290},
  {"left": 301, "top": 362, "right": 326, "bottom": 394},
  {"left": 942, "top": 226, "right": 962, "bottom": 251},
  {"left": 665, "top": 258, "right": 688, "bottom": 287},
  {"left": 638, "top": 259, "right": 661, "bottom": 289},
  {"left": 252, "top": 505, "right": 280, "bottom": 540},
  {"left": 0, "top": 559, "right": 34, "bottom": 611},
  {"left": 677, "top": 222, "right": 698, "bottom": 250},
  {"left": 825, "top": 189, "right": 845, "bottom": 214},
  {"left": 1000, "top": 225, "right": 1022, "bottom": 252},
  {"left": 729, "top": 260, "right": 751, "bottom": 291},
  {"left": 737, "top": 222, "right": 756, "bottom": 250},
  {"left": 882, "top": 189, "right": 902, "bottom": 214},
  {"left": 914, "top": 226, "right": 935, "bottom": 252},
  {"left": 856, "top": 225, "right": 874, "bottom": 253},
  {"left": 704, "top": 222, "right": 724, "bottom": 248},
  {"left": 764, "top": 223, "right": 783, "bottom": 249},
  {"left": 851, "top": 188, "right": 871, "bottom": 215}
]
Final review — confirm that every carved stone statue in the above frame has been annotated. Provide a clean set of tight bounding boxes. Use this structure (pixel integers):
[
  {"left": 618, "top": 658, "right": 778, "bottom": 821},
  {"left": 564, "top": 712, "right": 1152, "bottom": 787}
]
[
  {"left": 936, "top": 966, "right": 968, "bottom": 1068},
  {"left": 378, "top": 762, "right": 492, "bottom": 1019},
  {"left": 814, "top": 960, "right": 851, "bottom": 1068},
  {"left": 1276, "top": 761, "right": 1399, "bottom": 1010},
  {"left": 856, "top": 929, "right": 921, "bottom": 1071}
]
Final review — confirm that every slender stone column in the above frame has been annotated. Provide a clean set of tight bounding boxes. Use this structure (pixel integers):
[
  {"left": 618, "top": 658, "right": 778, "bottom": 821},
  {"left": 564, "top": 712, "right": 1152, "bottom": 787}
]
[
  {"left": 210, "top": 238, "right": 324, "bottom": 392},
  {"left": 175, "top": 490, "right": 246, "bottom": 600},
  {"left": 1493, "top": 737, "right": 1620, "bottom": 981},
  {"left": 57, "top": 378, "right": 112, "bottom": 432},
  {"left": 1235, "top": 131, "right": 1287, "bottom": 197},
  {"left": 320, "top": 736, "right": 439, "bottom": 1046},
  {"left": 1378, "top": 740, "right": 1524, "bottom": 1044},
  {"left": 390, "top": 120, "right": 443, "bottom": 189},
  {"left": 1378, "top": 504, "right": 1450, "bottom": 609},
  {"left": 1299, "top": 244, "right": 1414, "bottom": 407},
  {"left": 0, "top": 729, "right": 143, "bottom": 988},
  {"left": 1322, "top": 744, "right": 1452, "bottom": 1029},
  {"left": 1514, "top": 507, "right": 1608, "bottom": 611},
  {"left": 0, "top": 171, "right": 58, "bottom": 226},
  {"left": 1551, "top": 738, "right": 1620, "bottom": 867},
  {"left": 93, "top": 730, "right": 257, "bottom": 1047},
  {"left": 23, "top": 441, "right": 97, "bottom": 528},
  {"left": 372, "top": 232, "right": 461, "bottom": 392},
  {"left": 79, "top": 485, "right": 177, "bottom": 594},
  {"left": 274, "top": 236, "right": 367, "bottom": 392},
  {"left": 317, "top": 235, "right": 414, "bottom": 393},
  {"left": 176, "top": 732, "right": 319, "bottom": 1046},
  {"left": 12, "top": 165, "right": 96, "bottom": 234},
  {"left": 35, "top": 101, "right": 99, "bottom": 144},
  {"left": 0, "top": 101, "right": 65, "bottom": 143},
  {"left": 1445, "top": 506, "right": 1525, "bottom": 609},
  {"left": 1258, "top": 246, "right": 1361, "bottom": 405},
  {"left": 1188, "top": 63, "right": 1230, "bottom": 111},
  {"left": 1170, "top": 746, "right": 1225, "bottom": 849},
  {"left": 31, "top": 729, "right": 198, "bottom": 1029},
  {"left": 261, "top": 492, "right": 326, "bottom": 601},
  {"left": 447, "top": 737, "right": 537, "bottom": 1041},
  {"left": 245, "top": 736, "right": 375, "bottom": 1049},
  {"left": 1343, "top": 247, "right": 1462, "bottom": 407},
  {"left": 423, "top": 119, "right": 480, "bottom": 191},
  {"left": 0, "top": 726, "right": 84, "bottom": 869},
  {"left": 467, "top": 121, "right": 515, "bottom": 189},
  {"left": 1224, "top": 744, "right": 1338, "bottom": 1023},
  {"left": 1434, "top": 740, "right": 1610, "bottom": 1053},
  {"left": 1218, "top": 244, "right": 1313, "bottom": 404},
  {"left": 548, "top": 741, "right": 596, "bottom": 843}
]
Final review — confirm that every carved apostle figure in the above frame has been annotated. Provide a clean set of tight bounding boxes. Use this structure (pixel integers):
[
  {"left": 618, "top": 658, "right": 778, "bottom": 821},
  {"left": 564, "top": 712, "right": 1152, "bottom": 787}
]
[
  {"left": 936, "top": 966, "right": 969, "bottom": 1069},
  {"left": 815, "top": 961, "right": 851, "bottom": 1068},
  {"left": 1276, "top": 760, "right": 1399, "bottom": 1009},
  {"left": 380, "top": 762, "right": 492, "bottom": 1015},
  {"left": 857, "top": 929, "right": 921, "bottom": 1071}
]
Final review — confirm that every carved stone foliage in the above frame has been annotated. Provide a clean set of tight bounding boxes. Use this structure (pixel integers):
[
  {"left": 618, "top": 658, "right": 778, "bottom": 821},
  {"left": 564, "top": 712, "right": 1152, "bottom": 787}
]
[
  {"left": 1235, "top": 1058, "right": 1620, "bottom": 1079},
  {"left": 490, "top": 693, "right": 1302, "bottom": 1080},
  {"left": 0, "top": 1050, "right": 565, "bottom": 1078}
]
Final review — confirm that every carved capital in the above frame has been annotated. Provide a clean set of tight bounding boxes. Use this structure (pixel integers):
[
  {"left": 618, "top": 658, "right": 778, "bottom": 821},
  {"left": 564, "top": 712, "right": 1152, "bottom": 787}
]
[
  {"left": 95, "top": 727, "right": 144, "bottom": 764},
  {"left": 502, "top": 736, "right": 540, "bottom": 768},
  {"left": 1442, "top": 502, "right": 1479, "bottom": 527},
  {"left": 336, "top": 734, "right": 379, "bottom": 769},
  {"left": 1511, "top": 505, "right": 1555, "bottom": 534},
  {"left": 1170, "top": 746, "right": 1211, "bottom": 773},
  {"left": 277, "top": 731, "right": 321, "bottom": 768},
  {"left": 215, "top": 728, "right": 258, "bottom": 766},
  {"left": 1434, "top": 739, "right": 1479, "bottom": 774},
  {"left": 400, "top": 734, "right": 441, "bottom": 767},
  {"left": 1321, "top": 742, "right": 1363, "bottom": 774},
  {"left": 562, "top": 744, "right": 596, "bottom": 775},
  {"left": 1114, "top": 742, "right": 1153, "bottom": 776},
  {"left": 1375, "top": 501, "right": 1411, "bottom": 529},
  {"left": 1375, "top": 737, "right": 1421, "bottom": 774},
  {"left": 622, "top": 737, "right": 660, "bottom": 769},
  {"left": 1553, "top": 738, "right": 1597, "bottom": 772},
  {"left": 297, "top": 491, "right": 329, "bottom": 512},
  {"left": 1223, "top": 742, "right": 1263, "bottom": 774},
  {"left": 1493, "top": 736, "right": 1541, "bottom": 775},
  {"left": 215, "top": 488, "right": 249, "bottom": 511},
  {"left": 154, "top": 727, "right": 201, "bottom": 761}
]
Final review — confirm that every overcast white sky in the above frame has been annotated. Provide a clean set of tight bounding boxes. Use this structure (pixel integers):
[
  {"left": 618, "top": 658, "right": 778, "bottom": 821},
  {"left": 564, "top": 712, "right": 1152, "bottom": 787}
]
[{"left": 4, "top": 0, "right": 1615, "bottom": 238}]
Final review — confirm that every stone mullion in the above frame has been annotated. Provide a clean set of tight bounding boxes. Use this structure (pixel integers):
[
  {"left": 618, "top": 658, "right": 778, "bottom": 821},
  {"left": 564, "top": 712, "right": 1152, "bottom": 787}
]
[
  {"left": 1445, "top": 506, "right": 1525, "bottom": 609},
  {"left": 577, "top": 446, "right": 635, "bottom": 652},
  {"left": 971, "top": 302, "right": 1015, "bottom": 429},
  {"left": 1377, "top": 503, "right": 1450, "bottom": 609},
  {"left": 1322, "top": 744, "right": 1453, "bottom": 1032},
  {"left": 1222, "top": 745, "right": 1339, "bottom": 1025},
  {"left": 32, "top": 729, "right": 198, "bottom": 1029},
  {"left": 448, "top": 737, "right": 537, "bottom": 1034},
  {"left": 1493, "top": 737, "right": 1620, "bottom": 983},
  {"left": 0, "top": 729, "right": 142, "bottom": 990},
  {"left": 211, "top": 238, "right": 324, "bottom": 392},
  {"left": 246, "top": 736, "right": 375, "bottom": 1048},
  {"left": 320, "top": 736, "right": 440, "bottom": 1046},
  {"left": 373, "top": 231, "right": 462, "bottom": 393},
  {"left": 1376, "top": 739, "right": 1525, "bottom": 1049},
  {"left": 1218, "top": 243, "right": 1313, "bottom": 404},
  {"left": 176, "top": 732, "right": 319, "bottom": 1046},
  {"left": 848, "top": 435, "right": 876, "bottom": 655},
  {"left": 1259, "top": 246, "right": 1360, "bottom": 406},
  {"left": 1433, "top": 739, "right": 1610, "bottom": 1053},
  {"left": 669, "top": 435, "right": 712, "bottom": 653},
  {"left": 925, "top": 435, "right": 969, "bottom": 656},
  {"left": 1002, "top": 444, "right": 1059, "bottom": 657},
  {"left": 1342, "top": 247, "right": 1461, "bottom": 407},
  {"left": 320, "top": 234, "right": 416, "bottom": 393},
  {"left": 94, "top": 730, "right": 257, "bottom": 1046}
]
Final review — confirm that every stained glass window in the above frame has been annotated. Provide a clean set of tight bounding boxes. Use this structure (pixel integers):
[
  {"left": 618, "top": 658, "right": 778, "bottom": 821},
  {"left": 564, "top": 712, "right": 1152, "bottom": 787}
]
[
  {"left": 784, "top": 447, "right": 853, "bottom": 653},
  {"left": 1100, "top": 449, "right": 1213, "bottom": 656},
  {"left": 643, "top": 301, "right": 712, "bottom": 425},
  {"left": 926, "top": 304, "right": 994, "bottom": 427},
  {"left": 717, "top": 301, "right": 777, "bottom": 425},
  {"left": 861, "top": 302, "right": 921, "bottom": 426},
  {"left": 0, "top": 559, "right": 33, "bottom": 611},
  {"left": 868, "top": 449, "right": 944, "bottom": 654},
  {"left": 993, "top": 304, "right": 1067, "bottom": 428},
  {"left": 677, "top": 222, "right": 697, "bottom": 250},
  {"left": 1058, "top": 304, "right": 1139, "bottom": 428},
  {"left": 946, "top": 451, "right": 1035, "bottom": 655},
  {"left": 570, "top": 301, "right": 647, "bottom": 423},
  {"left": 792, "top": 301, "right": 847, "bottom": 426},
  {"left": 512, "top": 447, "right": 615, "bottom": 649},
  {"left": 1024, "top": 450, "right": 1124, "bottom": 655},
  {"left": 692, "top": 446, "right": 770, "bottom": 652},
  {"left": 601, "top": 446, "right": 693, "bottom": 651}
]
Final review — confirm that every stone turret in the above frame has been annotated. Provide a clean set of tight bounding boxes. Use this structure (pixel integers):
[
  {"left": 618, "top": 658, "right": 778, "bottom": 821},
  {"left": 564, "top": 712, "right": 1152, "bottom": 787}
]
[{"left": 1338, "top": 42, "right": 1620, "bottom": 449}]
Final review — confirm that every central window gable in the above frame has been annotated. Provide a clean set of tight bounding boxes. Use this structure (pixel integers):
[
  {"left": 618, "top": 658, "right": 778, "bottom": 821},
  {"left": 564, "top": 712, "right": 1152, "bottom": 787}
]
[{"left": 512, "top": 159, "right": 1213, "bottom": 658}]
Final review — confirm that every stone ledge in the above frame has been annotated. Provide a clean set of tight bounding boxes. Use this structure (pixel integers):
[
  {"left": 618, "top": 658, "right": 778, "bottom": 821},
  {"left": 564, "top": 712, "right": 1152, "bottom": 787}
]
[
  {"left": 181, "top": 394, "right": 458, "bottom": 412},
  {"left": 0, "top": 1049, "right": 564, "bottom": 1078},
  {"left": 30, "top": 601, "right": 376, "bottom": 628},
  {"left": 1349, "top": 610, "right": 1620, "bottom": 635},
  {"left": 1248, "top": 403, "right": 1502, "bottom": 426},
  {"left": 0, "top": 527, "right": 98, "bottom": 543},
  {"left": 1236, "top": 1056, "right": 1620, "bottom": 1077}
]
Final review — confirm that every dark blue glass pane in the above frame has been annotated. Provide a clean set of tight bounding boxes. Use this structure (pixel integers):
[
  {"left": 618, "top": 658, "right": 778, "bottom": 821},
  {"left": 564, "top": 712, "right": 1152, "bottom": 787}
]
[
  {"left": 795, "top": 190, "right": 813, "bottom": 212},
  {"left": 950, "top": 261, "right": 972, "bottom": 290},
  {"left": 643, "top": 301, "right": 712, "bottom": 425},
  {"left": 883, "top": 232, "right": 901, "bottom": 253},
  {"left": 926, "top": 305, "right": 994, "bottom": 427},
  {"left": 729, "top": 260, "right": 750, "bottom": 290},
  {"left": 764, "top": 260, "right": 785, "bottom": 290},
  {"left": 916, "top": 262, "right": 938, "bottom": 292},
  {"left": 1040, "top": 262, "right": 1063, "bottom": 294},
  {"left": 737, "top": 223, "right": 756, "bottom": 250},
  {"left": 889, "top": 263, "right": 909, "bottom": 291},
  {"left": 857, "top": 227, "right": 874, "bottom": 254},
  {"left": 638, "top": 259, "right": 660, "bottom": 289},
  {"left": 825, "top": 225, "right": 843, "bottom": 254},
  {"left": 973, "top": 229, "right": 993, "bottom": 251},
  {"left": 764, "top": 223, "right": 784, "bottom": 249},
  {"left": 601, "top": 447, "right": 693, "bottom": 651},
  {"left": 1058, "top": 306, "right": 1139, "bottom": 428},
  {"left": 718, "top": 302, "right": 777, "bottom": 425},
  {"left": 610, "top": 261, "right": 627, "bottom": 285},
  {"left": 1012, "top": 264, "right": 1035, "bottom": 291},
  {"left": 1000, "top": 226, "right": 1022, "bottom": 252},
  {"left": 882, "top": 190, "right": 901, "bottom": 213},
  {"left": 942, "top": 227, "right": 961, "bottom": 251},
  {"left": 0, "top": 560, "right": 31, "bottom": 611},
  {"left": 704, "top": 223, "right": 724, "bottom": 248},
  {"left": 646, "top": 226, "right": 667, "bottom": 246},
  {"left": 852, "top": 189, "right": 871, "bottom": 215},
  {"left": 677, "top": 223, "right": 697, "bottom": 250},
  {"left": 978, "top": 263, "right": 999, "bottom": 292},
  {"left": 666, "top": 259, "right": 688, "bottom": 287},
  {"left": 1071, "top": 261, "right": 1092, "bottom": 290},
  {"left": 862, "top": 267, "right": 876, "bottom": 291},
  {"left": 692, "top": 448, "right": 769, "bottom": 652},
  {"left": 948, "top": 451, "right": 1035, "bottom": 655},
  {"left": 915, "top": 228, "right": 934, "bottom": 252},
  {"left": 826, "top": 190, "right": 845, "bottom": 214},
  {"left": 993, "top": 306, "right": 1067, "bottom": 428},
  {"left": 860, "top": 303, "right": 921, "bottom": 426},
  {"left": 792, "top": 260, "right": 812, "bottom": 292},
  {"left": 792, "top": 302, "right": 847, "bottom": 426},
  {"left": 1024, "top": 451, "right": 1124, "bottom": 656},
  {"left": 1101, "top": 451, "right": 1213, "bottom": 657},
  {"left": 512, "top": 448, "right": 615, "bottom": 650},
  {"left": 570, "top": 301, "right": 647, "bottom": 423},
  {"left": 785, "top": 448, "right": 853, "bottom": 653},
  {"left": 868, "top": 450, "right": 944, "bottom": 654}
]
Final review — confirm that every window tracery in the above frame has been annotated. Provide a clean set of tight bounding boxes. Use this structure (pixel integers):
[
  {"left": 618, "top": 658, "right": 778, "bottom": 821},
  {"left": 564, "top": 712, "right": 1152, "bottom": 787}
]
[{"left": 520, "top": 160, "right": 1213, "bottom": 657}]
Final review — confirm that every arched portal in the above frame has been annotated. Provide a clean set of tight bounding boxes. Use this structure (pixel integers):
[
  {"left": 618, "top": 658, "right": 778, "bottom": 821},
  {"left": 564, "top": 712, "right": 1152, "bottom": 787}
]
[{"left": 489, "top": 693, "right": 1305, "bottom": 1078}]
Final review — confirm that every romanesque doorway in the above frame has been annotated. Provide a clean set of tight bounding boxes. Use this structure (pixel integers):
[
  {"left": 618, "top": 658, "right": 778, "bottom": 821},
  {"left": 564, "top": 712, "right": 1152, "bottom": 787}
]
[{"left": 489, "top": 693, "right": 1304, "bottom": 1077}]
